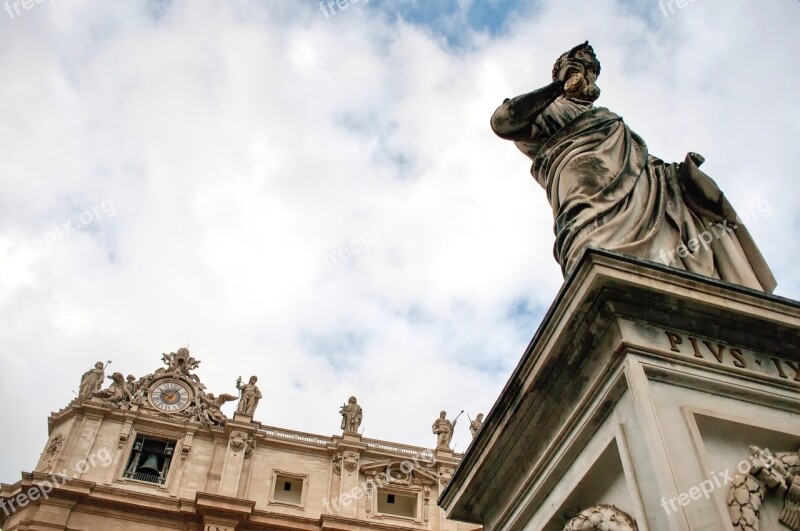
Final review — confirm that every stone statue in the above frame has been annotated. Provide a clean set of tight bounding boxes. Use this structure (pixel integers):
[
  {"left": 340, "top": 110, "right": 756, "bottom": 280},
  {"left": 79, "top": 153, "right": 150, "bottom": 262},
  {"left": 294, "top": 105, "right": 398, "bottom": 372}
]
[
  {"left": 469, "top": 413, "right": 484, "bottom": 439},
  {"left": 159, "top": 347, "right": 201, "bottom": 381},
  {"left": 339, "top": 396, "right": 363, "bottom": 433},
  {"left": 93, "top": 372, "right": 129, "bottom": 407},
  {"left": 191, "top": 392, "right": 237, "bottom": 427},
  {"left": 78, "top": 362, "right": 106, "bottom": 399},
  {"left": 490, "top": 41, "right": 775, "bottom": 293},
  {"left": 235, "top": 375, "right": 262, "bottom": 416},
  {"left": 432, "top": 411, "right": 457, "bottom": 449}
]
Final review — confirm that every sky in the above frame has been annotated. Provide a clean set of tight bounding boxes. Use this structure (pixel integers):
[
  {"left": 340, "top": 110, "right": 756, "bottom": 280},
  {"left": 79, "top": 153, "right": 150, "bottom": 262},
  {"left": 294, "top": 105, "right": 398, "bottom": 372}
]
[{"left": 0, "top": 0, "right": 798, "bottom": 483}]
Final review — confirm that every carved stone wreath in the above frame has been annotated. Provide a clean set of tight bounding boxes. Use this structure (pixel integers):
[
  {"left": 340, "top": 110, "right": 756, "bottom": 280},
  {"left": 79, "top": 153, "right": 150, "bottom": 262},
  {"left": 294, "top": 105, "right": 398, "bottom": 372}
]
[
  {"left": 728, "top": 446, "right": 800, "bottom": 531},
  {"left": 563, "top": 505, "right": 638, "bottom": 531}
]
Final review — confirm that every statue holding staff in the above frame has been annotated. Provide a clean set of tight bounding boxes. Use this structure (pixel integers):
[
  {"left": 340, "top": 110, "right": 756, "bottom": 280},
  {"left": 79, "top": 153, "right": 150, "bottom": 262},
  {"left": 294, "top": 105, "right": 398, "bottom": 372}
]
[
  {"left": 490, "top": 42, "right": 775, "bottom": 292},
  {"left": 236, "top": 375, "right": 262, "bottom": 416},
  {"left": 339, "top": 396, "right": 363, "bottom": 433},
  {"left": 432, "top": 410, "right": 462, "bottom": 449},
  {"left": 468, "top": 412, "right": 484, "bottom": 439},
  {"left": 78, "top": 361, "right": 109, "bottom": 399}
]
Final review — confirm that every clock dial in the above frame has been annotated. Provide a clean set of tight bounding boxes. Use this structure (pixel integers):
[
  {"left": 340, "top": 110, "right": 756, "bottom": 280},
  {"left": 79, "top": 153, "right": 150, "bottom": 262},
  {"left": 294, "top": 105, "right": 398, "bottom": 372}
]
[{"left": 149, "top": 380, "right": 192, "bottom": 413}]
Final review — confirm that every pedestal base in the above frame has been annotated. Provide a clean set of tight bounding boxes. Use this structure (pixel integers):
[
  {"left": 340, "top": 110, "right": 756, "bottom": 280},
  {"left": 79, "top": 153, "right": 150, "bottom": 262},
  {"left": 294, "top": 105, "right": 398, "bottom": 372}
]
[{"left": 440, "top": 250, "right": 800, "bottom": 531}]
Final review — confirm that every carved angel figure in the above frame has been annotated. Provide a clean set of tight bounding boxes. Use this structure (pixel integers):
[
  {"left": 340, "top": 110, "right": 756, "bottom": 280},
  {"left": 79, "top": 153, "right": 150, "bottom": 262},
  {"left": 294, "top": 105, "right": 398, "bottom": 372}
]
[
  {"left": 93, "top": 372, "right": 130, "bottom": 408},
  {"left": 191, "top": 392, "right": 237, "bottom": 427}
]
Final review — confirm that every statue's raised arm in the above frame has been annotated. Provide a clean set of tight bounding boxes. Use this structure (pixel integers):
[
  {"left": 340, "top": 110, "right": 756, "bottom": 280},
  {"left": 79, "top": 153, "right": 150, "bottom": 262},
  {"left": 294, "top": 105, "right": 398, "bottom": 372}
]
[
  {"left": 491, "top": 42, "right": 775, "bottom": 293},
  {"left": 491, "top": 41, "right": 601, "bottom": 140}
]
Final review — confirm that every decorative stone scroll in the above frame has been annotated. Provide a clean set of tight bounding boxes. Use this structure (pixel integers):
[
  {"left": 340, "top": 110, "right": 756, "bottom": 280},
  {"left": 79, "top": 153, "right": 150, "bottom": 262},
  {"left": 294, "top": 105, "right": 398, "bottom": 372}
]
[{"left": 562, "top": 505, "right": 638, "bottom": 531}]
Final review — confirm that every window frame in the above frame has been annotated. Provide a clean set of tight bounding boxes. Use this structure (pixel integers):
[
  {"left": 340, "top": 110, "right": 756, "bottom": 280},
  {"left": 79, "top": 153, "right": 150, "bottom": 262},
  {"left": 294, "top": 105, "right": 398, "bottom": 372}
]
[
  {"left": 269, "top": 469, "right": 309, "bottom": 509},
  {"left": 115, "top": 429, "right": 183, "bottom": 490},
  {"left": 374, "top": 486, "right": 422, "bottom": 522}
]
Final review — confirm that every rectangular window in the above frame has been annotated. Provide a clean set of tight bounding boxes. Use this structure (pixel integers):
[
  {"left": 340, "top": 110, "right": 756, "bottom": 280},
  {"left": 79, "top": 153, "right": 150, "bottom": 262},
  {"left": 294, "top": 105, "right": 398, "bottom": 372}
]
[
  {"left": 123, "top": 435, "right": 175, "bottom": 485},
  {"left": 272, "top": 473, "right": 304, "bottom": 506},
  {"left": 377, "top": 489, "right": 417, "bottom": 518}
]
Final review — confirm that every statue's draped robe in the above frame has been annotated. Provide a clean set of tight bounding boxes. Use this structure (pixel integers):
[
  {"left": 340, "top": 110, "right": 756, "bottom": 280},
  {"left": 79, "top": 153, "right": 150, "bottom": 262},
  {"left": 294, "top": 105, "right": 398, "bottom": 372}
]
[{"left": 511, "top": 96, "right": 775, "bottom": 292}]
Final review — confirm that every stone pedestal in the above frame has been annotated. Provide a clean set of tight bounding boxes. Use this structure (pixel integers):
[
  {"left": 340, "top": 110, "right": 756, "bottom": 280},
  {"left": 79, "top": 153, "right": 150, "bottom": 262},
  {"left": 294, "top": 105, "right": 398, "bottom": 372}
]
[
  {"left": 440, "top": 249, "right": 800, "bottom": 531},
  {"left": 335, "top": 433, "right": 365, "bottom": 518}
]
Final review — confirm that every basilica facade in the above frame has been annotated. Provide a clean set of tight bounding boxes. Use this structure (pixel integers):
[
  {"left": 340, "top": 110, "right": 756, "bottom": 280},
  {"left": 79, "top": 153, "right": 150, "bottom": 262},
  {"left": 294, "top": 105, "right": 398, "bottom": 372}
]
[{"left": 0, "top": 349, "right": 477, "bottom": 531}]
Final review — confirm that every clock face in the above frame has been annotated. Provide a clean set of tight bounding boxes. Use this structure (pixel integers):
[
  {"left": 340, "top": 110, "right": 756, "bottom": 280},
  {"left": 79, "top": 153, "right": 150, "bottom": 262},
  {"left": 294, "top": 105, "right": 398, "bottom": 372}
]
[{"left": 149, "top": 379, "right": 192, "bottom": 413}]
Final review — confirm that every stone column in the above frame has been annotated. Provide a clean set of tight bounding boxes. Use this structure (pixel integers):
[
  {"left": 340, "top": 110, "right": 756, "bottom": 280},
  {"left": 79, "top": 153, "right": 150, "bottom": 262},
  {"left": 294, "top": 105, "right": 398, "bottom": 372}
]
[
  {"left": 335, "top": 432, "right": 365, "bottom": 518},
  {"left": 217, "top": 429, "right": 250, "bottom": 497}
]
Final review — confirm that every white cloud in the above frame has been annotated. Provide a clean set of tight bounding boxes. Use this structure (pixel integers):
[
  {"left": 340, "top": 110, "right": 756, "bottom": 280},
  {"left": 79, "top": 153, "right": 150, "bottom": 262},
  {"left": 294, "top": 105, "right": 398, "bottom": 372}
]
[{"left": 0, "top": 0, "right": 797, "bottom": 482}]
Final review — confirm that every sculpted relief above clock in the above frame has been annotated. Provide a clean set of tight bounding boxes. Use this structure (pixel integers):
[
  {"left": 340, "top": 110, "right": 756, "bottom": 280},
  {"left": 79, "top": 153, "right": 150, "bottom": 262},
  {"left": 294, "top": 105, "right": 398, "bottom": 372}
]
[{"left": 79, "top": 348, "right": 243, "bottom": 429}]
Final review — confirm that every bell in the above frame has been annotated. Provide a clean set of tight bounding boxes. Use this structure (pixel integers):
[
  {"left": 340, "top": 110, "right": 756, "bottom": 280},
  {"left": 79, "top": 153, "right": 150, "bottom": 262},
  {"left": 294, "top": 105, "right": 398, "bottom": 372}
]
[{"left": 137, "top": 454, "right": 160, "bottom": 476}]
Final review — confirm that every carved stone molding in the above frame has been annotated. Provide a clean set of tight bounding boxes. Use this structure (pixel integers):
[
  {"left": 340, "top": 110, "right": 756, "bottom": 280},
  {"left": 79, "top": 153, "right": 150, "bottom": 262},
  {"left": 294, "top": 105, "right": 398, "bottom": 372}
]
[
  {"left": 332, "top": 453, "right": 341, "bottom": 475},
  {"left": 728, "top": 446, "right": 800, "bottom": 531},
  {"left": 343, "top": 451, "right": 359, "bottom": 473},
  {"left": 563, "top": 505, "right": 638, "bottom": 531},
  {"left": 423, "top": 486, "right": 431, "bottom": 523},
  {"left": 39, "top": 434, "right": 64, "bottom": 472},
  {"left": 244, "top": 436, "right": 256, "bottom": 457},
  {"left": 439, "top": 466, "right": 454, "bottom": 488},
  {"left": 365, "top": 480, "right": 373, "bottom": 514},
  {"left": 361, "top": 460, "right": 438, "bottom": 487},
  {"left": 229, "top": 431, "right": 248, "bottom": 453}
]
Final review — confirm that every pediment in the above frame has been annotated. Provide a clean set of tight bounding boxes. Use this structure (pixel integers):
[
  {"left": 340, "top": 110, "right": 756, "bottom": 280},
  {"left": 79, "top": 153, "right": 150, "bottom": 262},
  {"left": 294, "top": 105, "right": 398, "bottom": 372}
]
[{"left": 360, "top": 459, "right": 438, "bottom": 485}]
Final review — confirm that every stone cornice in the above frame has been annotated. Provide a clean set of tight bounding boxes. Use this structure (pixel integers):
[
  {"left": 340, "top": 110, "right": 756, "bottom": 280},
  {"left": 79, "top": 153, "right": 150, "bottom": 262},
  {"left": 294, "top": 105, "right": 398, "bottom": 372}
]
[{"left": 45, "top": 405, "right": 463, "bottom": 466}]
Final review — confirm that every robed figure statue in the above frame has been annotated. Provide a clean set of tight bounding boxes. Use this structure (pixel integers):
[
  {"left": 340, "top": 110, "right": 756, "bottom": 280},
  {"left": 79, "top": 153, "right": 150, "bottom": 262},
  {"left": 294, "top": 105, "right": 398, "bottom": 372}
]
[{"left": 490, "top": 42, "right": 775, "bottom": 293}]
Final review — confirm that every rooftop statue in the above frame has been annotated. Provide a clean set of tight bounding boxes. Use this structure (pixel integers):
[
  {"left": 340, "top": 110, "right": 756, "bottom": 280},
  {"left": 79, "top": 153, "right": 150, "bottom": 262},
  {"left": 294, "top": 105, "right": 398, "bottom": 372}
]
[
  {"left": 78, "top": 361, "right": 106, "bottom": 399},
  {"left": 235, "top": 375, "right": 262, "bottom": 416},
  {"left": 490, "top": 42, "right": 775, "bottom": 293},
  {"left": 432, "top": 410, "right": 461, "bottom": 449},
  {"left": 339, "top": 396, "right": 363, "bottom": 433}
]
